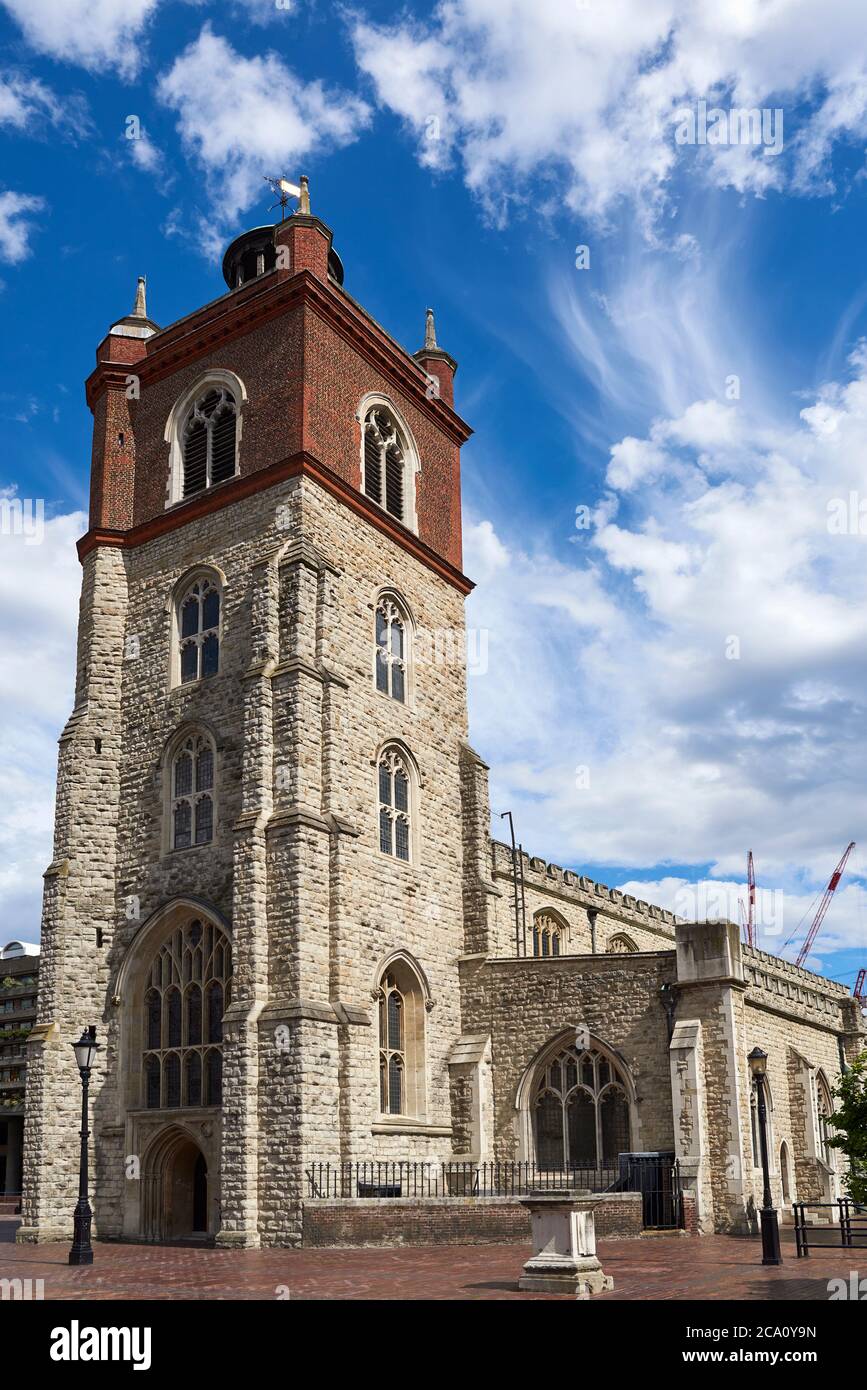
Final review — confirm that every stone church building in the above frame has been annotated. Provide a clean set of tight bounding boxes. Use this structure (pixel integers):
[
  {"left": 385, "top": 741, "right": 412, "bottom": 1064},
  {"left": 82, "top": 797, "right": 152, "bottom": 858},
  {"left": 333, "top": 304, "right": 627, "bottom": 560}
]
[{"left": 19, "top": 193, "right": 864, "bottom": 1248}]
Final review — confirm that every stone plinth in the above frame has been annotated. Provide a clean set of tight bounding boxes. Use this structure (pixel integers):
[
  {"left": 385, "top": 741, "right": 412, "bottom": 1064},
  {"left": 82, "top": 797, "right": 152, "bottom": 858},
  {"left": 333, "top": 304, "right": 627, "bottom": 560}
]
[{"left": 518, "top": 1191, "right": 614, "bottom": 1297}]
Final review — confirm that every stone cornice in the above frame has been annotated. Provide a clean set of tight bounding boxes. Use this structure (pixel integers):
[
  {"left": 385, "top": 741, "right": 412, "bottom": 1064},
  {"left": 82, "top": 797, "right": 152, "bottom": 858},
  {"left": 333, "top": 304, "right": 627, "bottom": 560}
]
[
  {"left": 85, "top": 270, "right": 473, "bottom": 447},
  {"left": 77, "top": 450, "right": 474, "bottom": 596}
]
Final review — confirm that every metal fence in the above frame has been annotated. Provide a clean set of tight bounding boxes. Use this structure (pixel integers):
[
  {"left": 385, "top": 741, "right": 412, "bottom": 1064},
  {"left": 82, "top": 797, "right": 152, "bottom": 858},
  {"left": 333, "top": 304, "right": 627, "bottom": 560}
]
[
  {"left": 304, "top": 1153, "right": 684, "bottom": 1230},
  {"left": 794, "top": 1199, "right": 867, "bottom": 1256},
  {"left": 305, "top": 1161, "right": 619, "bottom": 1200}
]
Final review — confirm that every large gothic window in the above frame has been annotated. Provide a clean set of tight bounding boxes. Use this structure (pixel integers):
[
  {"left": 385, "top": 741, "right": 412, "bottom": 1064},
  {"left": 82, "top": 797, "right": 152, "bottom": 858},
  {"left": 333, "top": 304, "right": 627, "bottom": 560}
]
[
  {"left": 362, "top": 406, "right": 411, "bottom": 524},
  {"left": 532, "top": 1041, "right": 631, "bottom": 1171},
  {"left": 182, "top": 387, "right": 238, "bottom": 498},
  {"left": 178, "top": 575, "right": 221, "bottom": 684},
  {"left": 142, "top": 919, "right": 231, "bottom": 1110},
  {"left": 532, "top": 912, "right": 563, "bottom": 957},
  {"left": 375, "top": 593, "right": 409, "bottom": 702},
  {"left": 378, "top": 746, "right": 413, "bottom": 862},
  {"left": 170, "top": 731, "right": 216, "bottom": 850}
]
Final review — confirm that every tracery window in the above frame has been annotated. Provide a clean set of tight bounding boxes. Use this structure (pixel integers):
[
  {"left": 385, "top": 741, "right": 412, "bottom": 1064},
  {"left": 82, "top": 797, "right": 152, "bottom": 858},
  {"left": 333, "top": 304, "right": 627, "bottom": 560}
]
[
  {"left": 533, "top": 1041, "right": 631, "bottom": 1170},
  {"left": 607, "top": 934, "right": 638, "bottom": 954},
  {"left": 178, "top": 575, "right": 220, "bottom": 684},
  {"left": 376, "top": 957, "right": 426, "bottom": 1118},
  {"left": 378, "top": 973, "right": 405, "bottom": 1115},
  {"left": 375, "top": 594, "right": 408, "bottom": 703},
  {"left": 363, "top": 407, "right": 409, "bottom": 523},
  {"left": 182, "top": 387, "right": 237, "bottom": 498},
  {"left": 142, "top": 919, "right": 231, "bottom": 1110},
  {"left": 378, "top": 747, "right": 412, "bottom": 862},
  {"left": 171, "top": 732, "right": 216, "bottom": 850},
  {"left": 532, "top": 912, "right": 563, "bottom": 957},
  {"left": 816, "top": 1074, "right": 835, "bottom": 1169}
]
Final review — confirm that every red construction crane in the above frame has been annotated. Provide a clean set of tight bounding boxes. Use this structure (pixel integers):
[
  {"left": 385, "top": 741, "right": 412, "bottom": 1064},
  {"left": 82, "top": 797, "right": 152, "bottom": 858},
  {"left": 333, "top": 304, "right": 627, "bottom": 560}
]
[
  {"left": 794, "top": 841, "right": 856, "bottom": 970},
  {"left": 854, "top": 968, "right": 866, "bottom": 1002}
]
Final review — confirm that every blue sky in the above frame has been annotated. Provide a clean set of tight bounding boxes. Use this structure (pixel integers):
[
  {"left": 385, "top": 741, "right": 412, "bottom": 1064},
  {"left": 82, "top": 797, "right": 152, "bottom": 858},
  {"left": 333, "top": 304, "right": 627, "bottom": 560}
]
[{"left": 2, "top": 0, "right": 867, "bottom": 995}]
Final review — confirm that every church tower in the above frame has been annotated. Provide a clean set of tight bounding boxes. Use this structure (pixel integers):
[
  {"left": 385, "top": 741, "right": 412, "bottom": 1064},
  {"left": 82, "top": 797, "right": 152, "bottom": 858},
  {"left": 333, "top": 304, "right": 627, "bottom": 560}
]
[{"left": 19, "top": 186, "right": 473, "bottom": 1246}]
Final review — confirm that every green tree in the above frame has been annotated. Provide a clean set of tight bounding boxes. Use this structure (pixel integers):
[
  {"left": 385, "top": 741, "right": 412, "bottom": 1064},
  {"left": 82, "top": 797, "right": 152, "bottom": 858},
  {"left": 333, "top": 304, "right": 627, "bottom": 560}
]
[{"left": 829, "top": 1051, "right": 867, "bottom": 1205}]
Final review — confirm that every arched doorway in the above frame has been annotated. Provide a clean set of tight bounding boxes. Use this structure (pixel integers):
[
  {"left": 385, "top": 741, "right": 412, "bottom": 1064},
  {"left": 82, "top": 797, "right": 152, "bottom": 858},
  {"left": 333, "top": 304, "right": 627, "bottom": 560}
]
[{"left": 142, "top": 1126, "right": 212, "bottom": 1242}]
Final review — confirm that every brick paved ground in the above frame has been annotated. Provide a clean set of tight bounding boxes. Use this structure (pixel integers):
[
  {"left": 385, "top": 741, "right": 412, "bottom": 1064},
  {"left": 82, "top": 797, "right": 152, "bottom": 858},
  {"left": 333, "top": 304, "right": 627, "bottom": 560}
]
[{"left": 1, "top": 1218, "right": 861, "bottom": 1300}]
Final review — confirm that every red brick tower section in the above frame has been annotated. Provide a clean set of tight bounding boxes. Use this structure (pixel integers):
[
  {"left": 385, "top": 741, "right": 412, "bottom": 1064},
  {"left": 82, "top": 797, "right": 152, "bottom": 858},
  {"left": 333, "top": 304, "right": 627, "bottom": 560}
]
[{"left": 81, "top": 196, "right": 473, "bottom": 592}]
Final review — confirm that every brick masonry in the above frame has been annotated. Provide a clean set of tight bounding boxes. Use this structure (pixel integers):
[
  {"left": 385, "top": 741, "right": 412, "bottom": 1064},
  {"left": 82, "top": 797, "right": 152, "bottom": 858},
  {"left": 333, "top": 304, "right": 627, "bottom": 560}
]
[{"left": 302, "top": 1192, "right": 643, "bottom": 1247}]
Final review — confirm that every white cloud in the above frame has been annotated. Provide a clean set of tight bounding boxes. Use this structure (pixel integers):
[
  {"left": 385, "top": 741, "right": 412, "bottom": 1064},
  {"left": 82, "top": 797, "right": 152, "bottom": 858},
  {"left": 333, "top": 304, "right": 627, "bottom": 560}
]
[
  {"left": 157, "top": 25, "right": 370, "bottom": 224},
  {"left": 0, "top": 191, "right": 45, "bottom": 264},
  {"left": 126, "top": 129, "right": 165, "bottom": 176},
  {"left": 0, "top": 71, "right": 85, "bottom": 135},
  {"left": 0, "top": 501, "right": 84, "bottom": 937},
  {"left": 465, "top": 339, "right": 867, "bottom": 956},
  {"left": 351, "top": 0, "right": 867, "bottom": 228},
  {"left": 0, "top": 0, "right": 159, "bottom": 77}
]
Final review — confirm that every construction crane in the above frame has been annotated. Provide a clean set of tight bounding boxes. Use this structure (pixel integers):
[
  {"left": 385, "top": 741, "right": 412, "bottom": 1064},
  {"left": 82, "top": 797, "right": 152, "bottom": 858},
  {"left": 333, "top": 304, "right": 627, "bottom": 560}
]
[
  {"left": 854, "top": 968, "right": 866, "bottom": 1002},
  {"left": 739, "top": 850, "right": 756, "bottom": 949},
  {"left": 794, "top": 841, "right": 856, "bottom": 970}
]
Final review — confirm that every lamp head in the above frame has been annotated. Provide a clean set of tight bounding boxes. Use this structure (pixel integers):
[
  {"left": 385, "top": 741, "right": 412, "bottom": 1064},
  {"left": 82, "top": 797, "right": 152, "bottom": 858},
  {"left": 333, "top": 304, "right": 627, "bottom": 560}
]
[
  {"left": 748, "top": 1046, "right": 768, "bottom": 1079},
  {"left": 71, "top": 1025, "right": 100, "bottom": 1074}
]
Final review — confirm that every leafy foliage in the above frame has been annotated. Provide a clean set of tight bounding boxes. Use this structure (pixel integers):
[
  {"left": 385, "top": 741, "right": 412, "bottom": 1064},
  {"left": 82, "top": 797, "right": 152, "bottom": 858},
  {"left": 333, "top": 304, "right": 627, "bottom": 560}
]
[{"left": 829, "top": 1051, "right": 867, "bottom": 1205}]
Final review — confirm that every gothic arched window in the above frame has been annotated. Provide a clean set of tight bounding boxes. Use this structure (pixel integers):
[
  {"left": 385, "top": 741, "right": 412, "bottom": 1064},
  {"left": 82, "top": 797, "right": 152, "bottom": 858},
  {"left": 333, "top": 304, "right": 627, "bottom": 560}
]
[
  {"left": 170, "top": 731, "right": 216, "bottom": 851},
  {"left": 532, "top": 912, "right": 564, "bottom": 957},
  {"left": 378, "top": 746, "right": 413, "bottom": 862},
  {"left": 607, "top": 933, "right": 639, "bottom": 954},
  {"left": 375, "top": 593, "right": 409, "bottom": 702},
  {"left": 142, "top": 919, "right": 231, "bottom": 1110},
  {"left": 816, "top": 1073, "right": 835, "bottom": 1169},
  {"left": 377, "top": 956, "right": 427, "bottom": 1118},
  {"left": 182, "top": 386, "right": 238, "bottom": 498},
  {"left": 362, "top": 405, "right": 413, "bottom": 524},
  {"left": 177, "top": 575, "right": 221, "bottom": 685},
  {"left": 532, "top": 1040, "right": 631, "bottom": 1171}
]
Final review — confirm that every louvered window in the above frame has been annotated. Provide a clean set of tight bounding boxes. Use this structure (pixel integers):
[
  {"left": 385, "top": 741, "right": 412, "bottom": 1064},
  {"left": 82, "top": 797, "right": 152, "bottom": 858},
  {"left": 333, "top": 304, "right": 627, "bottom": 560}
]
[
  {"left": 142, "top": 918, "right": 231, "bottom": 1111},
  {"left": 181, "top": 387, "right": 238, "bottom": 498},
  {"left": 363, "top": 407, "right": 408, "bottom": 522}
]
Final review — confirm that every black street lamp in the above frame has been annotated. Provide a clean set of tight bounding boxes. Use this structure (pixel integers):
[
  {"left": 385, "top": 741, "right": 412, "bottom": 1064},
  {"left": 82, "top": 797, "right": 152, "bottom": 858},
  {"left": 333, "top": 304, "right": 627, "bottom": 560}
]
[
  {"left": 748, "top": 1046, "right": 782, "bottom": 1266},
  {"left": 68, "top": 1026, "right": 100, "bottom": 1267}
]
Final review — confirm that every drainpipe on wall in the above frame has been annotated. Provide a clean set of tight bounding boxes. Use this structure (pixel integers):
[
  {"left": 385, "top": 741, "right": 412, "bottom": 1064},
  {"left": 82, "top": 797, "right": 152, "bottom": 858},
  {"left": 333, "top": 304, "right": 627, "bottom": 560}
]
[
  {"left": 588, "top": 909, "right": 597, "bottom": 954},
  {"left": 659, "top": 982, "right": 677, "bottom": 1042}
]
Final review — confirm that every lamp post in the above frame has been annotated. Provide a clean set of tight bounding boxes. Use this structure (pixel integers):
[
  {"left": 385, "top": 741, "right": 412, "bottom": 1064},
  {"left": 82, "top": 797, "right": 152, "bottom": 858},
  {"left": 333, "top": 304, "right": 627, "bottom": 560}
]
[
  {"left": 68, "top": 1026, "right": 100, "bottom": 1267},
  {"left": 748, "top": 1046, "right": 782, "bottom": 1266}
]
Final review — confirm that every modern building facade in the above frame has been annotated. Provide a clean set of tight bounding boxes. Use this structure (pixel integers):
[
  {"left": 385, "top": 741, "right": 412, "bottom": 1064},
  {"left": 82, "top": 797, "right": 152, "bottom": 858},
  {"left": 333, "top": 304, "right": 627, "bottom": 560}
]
[{"left": 19, "top": 194, "right": 865, "bottom": 1247}]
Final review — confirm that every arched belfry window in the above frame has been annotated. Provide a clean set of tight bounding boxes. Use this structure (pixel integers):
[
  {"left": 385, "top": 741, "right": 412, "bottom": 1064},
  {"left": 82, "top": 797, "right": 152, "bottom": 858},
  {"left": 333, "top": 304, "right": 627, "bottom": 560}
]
[
  {"left": 361, "top": 404, "right": 415, "bottom": 526},
  {"left": 170, "top": 730, "right": 216, "bottom": 851},
  {"left": 182, "top": 387, "right": 237, "bottom": 497},
  {"left": 378, "top": 745, "right": 414, "bottom": 862},
  {"left": 165, "top": 371, "right": 245, "bottom": 507},
  {"left": 533, "top": 912, "right": 564, "bottom": 957},
  {"left": 142, "top": 919, "right": 231, "bottom": 1110},
  {"left": 375, "top": 592, "right": 410, "bottom": 702},
  {"left": 178, "top": 574, "right": 221, "bottom": 684},
  {"left": 376, "top": 956, "right": 427, "bottom": 1119},
  {"left": 532, "top": 1039, "right": 631, "bottom": 1171}
]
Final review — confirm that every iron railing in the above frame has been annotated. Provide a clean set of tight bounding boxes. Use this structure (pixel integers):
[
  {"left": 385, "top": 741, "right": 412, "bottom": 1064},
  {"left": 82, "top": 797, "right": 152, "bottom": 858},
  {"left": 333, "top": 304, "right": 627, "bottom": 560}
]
[
  {"left": 304, "top": 1154, "right": 684, "bottom": 1230},
  {"left": 305, "top": 1161, "right": 619, "bottom": 1200},
  {"left": 794, "top": 1199, "right": 867, "bottom": 1255}
]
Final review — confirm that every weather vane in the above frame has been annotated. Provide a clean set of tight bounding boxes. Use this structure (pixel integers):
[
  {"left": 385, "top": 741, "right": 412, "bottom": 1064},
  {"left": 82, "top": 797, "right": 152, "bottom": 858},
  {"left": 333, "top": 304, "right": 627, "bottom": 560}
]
[{"left": 263, "top": 174, "right": 310, "bottom": 221}]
